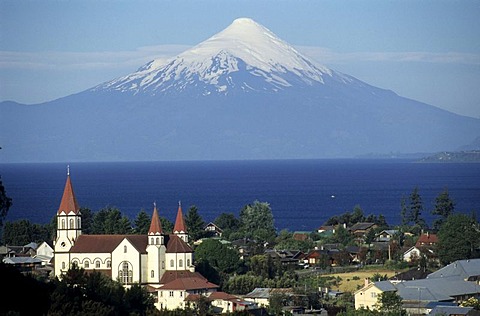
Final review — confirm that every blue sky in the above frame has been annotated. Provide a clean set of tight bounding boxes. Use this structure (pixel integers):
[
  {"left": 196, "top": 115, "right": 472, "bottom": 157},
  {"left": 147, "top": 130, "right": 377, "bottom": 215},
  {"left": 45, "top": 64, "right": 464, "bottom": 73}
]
[{"left": 1, "top": 0, "right": 479, "bottom": 117}]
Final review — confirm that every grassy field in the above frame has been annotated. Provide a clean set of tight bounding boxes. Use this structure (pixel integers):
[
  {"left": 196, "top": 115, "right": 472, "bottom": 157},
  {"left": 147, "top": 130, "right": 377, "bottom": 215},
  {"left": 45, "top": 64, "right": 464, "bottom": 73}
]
[{"left": 322, "top": 269, "right": 398, "bottom": 293}]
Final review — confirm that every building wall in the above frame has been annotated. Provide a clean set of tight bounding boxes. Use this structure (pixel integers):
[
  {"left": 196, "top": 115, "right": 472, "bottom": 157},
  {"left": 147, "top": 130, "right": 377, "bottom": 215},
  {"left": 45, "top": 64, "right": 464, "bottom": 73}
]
[
  {"left": 354, "top": 285, "right": 383, "bottom": 310},
  {"left": 111, "top": 239, "right": 143, "bottom": 284}
]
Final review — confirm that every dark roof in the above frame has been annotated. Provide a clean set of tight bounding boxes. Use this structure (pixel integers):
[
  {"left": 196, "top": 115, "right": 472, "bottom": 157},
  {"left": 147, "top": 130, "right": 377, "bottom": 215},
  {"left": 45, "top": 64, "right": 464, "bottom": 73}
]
[
  {"left": 160, "top": 271, "right": 218, "bottom": 291},
  {"left": 349, "top": 222, "right": 376, "bottom": 231},
  {"left": 70, "top": 235, "right": 148, "bottom": 254},
  {"left": 390, "top": 268, "right": 432, "bottom": 281}
]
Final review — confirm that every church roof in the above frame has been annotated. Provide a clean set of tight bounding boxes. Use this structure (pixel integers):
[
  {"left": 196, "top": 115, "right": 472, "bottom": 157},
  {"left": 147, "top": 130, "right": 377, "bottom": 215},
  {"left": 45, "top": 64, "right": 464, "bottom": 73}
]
[
  {"left": 70, "top": 235, "right": 148, "bottom": 254},
  {"left": 173, "top": 202, "right": 187, "bottom": 233},
  {"left": 148, "top": 204, "right": 163, "bottom": 235},
  {"left": 58, "top": 171, "right": 79, "bottom": 215},
  {"left": 166, "top": 235, "right": 193, "bottom": 253},
  {"left": 160, "top": 270, "right": 206, "bottom": 284}
]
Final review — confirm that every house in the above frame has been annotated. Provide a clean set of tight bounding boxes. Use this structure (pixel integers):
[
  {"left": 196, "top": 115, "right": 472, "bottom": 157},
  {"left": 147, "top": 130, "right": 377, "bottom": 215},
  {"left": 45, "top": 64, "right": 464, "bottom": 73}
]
[
  {"left": 293, "top": 231, "right": 310, "bottom": 241},
  {"left": 354, "top": 280, "right": 397, "bottom": 310},
  {"left": 243, "top": 288, "right": 295, "bottom": 307},
  {"left": 204, "top": 222, "right": 223, "bottom": 237},
  {"left": 375, "top": 230, "right": 398, "bottom": 242},
  {"left": 355, "top": 260, "right": 480, "bottom": 313},
  {"left": 304, "top": 249, "right": 335, "bottom": 267},
  {"left": 35, "top": 241, "right": 54, "bottom": 266},
  {"left": 349, "top": 222, "right": 378, "bottom": 244},
  {"left": 53, "top": 169, "right": 219, "bottom": 311},
  {"left": 403, "top": 246, "right": 436, "bottom": 263},
  {"left": 416, "top": 232, "right": 438, "bottom": 247}
]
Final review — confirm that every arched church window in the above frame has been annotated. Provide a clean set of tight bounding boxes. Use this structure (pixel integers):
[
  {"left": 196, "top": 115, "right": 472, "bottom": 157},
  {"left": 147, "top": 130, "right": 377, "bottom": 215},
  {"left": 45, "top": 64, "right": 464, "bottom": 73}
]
[
  {"left": 61, "top": 219, "right": 65, "bottom": 229},
  {"left": 179, "top": 259, "right": 183, "bottom": 268},
  {"left": 162, "top": 261, "right": 165, "bottom": 269},
  {"left": 85, "top": 261, "right": 90, "bottom": 268},
  {"left": 62, "top": 262, "right": 65, "bottom": 269},
  {"left": 124, "top": 245, "right": 127, "bottom": 253},
  {"left": 96, "top": 261, "right": 100, "bottom": 268},
  {"left": 150, "top": 237, "right": 154, "bottom": 244},
  {"left": 120, "top": 261, "right": 132, "bottom": 284},
  {"left": 156, "top": 237, "right": 160, "bottom": 245},
  {"left": 78, "top": 218, "right": 81, "bottom": 228},
  {"left": 151, "top": 270, "right": 154, "bottom": 278},
  {"left": 69, "top": 218, "right": 74, "bottom": 228},
  {"left": 170, "top": 260, "right": 174, "bottom": 267},
  {"left": 187, "top": 259, "right": 190, "bottom": 267},
  {"left": 107, "top": 260, "right": 111, "bottom": 268}
]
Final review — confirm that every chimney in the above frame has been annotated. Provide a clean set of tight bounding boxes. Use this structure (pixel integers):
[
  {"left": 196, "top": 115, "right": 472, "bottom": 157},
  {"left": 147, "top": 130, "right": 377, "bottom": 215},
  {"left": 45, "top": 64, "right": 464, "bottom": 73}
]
[{"left": 364, "top": 278, "right": 370, "bottom": 287}]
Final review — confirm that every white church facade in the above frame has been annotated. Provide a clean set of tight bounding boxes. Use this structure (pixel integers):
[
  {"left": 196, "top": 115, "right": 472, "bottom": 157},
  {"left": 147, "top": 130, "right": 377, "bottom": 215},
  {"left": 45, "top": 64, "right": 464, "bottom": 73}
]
[{"left": 53, "top": 170, "right": 219, "bottom": 310}]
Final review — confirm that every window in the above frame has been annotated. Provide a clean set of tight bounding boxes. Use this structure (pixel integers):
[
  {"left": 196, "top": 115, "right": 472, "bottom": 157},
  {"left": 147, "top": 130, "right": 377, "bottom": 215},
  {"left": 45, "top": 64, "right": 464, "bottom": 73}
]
[
  {"left": 78, "top": 218, "right": 81, "bottom": 228},
  {"left": 156, "top": 237, "right": 160, "bottom": 245},
  {"left": 162, "top": 261, "right": 165, "bottom": 269},
  {"left": 180, "top": 292, "right": 183, "bottom": 297},
  {"left": 120, "top": 261, "right": 132, "bottom": 284},
  {"left": 169, "top": 291, "right": 174, "bottom": 297},
  {"left": 371, "top": 292, "right": 377, "bottom": 298},
  {"left": 187, "top": 259, "right": 190, "bottom": 267},
  {"left": 151, "top": 270, "right": 154, "bottom": 278},
  {"left": 85, "top": 261, "right": 90, "bottom": 268},
  {"left": 107, "top": 260, "right": 111, "bottom": 268},
  {"left": 170, "top": 260, "right": 174, "bottom": 267},
  {"left": 62, "top": 262, "right": 65, "bottom": 269},
  {"left": 179, "top": 259, "right": 183, "bottom": 268},
  {"left": 96, "top": 261, "right": 100, "bottom": 268},
  {"left": 150, "top": 237, "right": 154, "bottom": 244},
  {"left": 61, "top": 219, "right": 65, "bottom": 229},
  {"left": 70, "top": 219, "right": 74, "bottom": 228},
  {"left": 124, "top": 245, "right": 127, "bottom": 253}
]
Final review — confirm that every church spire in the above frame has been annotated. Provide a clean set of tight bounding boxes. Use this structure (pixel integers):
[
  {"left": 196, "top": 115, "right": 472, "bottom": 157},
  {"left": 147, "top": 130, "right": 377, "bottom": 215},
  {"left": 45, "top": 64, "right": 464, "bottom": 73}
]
[
  {"left": 148, "top": 202, "right": 163, "bottom": 235},
  {"left": 173, "top": 201, "right": 187, "bottom": 233},
  {"left": 57, "top": 165, "right": 79, "bottom": 215}
]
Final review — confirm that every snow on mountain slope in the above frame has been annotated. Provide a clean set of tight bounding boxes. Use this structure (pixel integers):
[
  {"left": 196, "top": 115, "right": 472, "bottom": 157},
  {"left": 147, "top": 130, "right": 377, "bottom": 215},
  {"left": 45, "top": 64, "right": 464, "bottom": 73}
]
[{"left": 94, "top": 18, "right": 355, "bottom": 96}]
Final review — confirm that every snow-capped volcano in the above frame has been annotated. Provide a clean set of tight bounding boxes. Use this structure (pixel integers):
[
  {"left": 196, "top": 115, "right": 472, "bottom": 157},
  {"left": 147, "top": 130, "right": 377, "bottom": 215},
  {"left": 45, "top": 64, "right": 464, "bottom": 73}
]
[
  {"left": 97, "top": 18, "right": 346, "bottom": 96},
  {"left": 2, "top": 17, "right": 480, "bottom": 163}
]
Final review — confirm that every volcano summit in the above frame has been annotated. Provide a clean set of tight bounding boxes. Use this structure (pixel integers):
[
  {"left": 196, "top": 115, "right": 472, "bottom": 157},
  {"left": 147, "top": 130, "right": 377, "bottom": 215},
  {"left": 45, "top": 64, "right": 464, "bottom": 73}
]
[{"left": 1, "top": 18, "right": 479, "bottom": 162}]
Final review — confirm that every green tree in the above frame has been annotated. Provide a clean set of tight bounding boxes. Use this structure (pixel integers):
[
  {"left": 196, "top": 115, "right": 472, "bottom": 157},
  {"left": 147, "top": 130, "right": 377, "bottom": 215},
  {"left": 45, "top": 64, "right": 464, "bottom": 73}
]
[
  {"left": 239, "top": 201, "right": 276, "bottom": 243},
  {"left": 408, "top": 187, "right": 427, "bottom": 229},
  {"left": 195, "top": 239, "right": 239, "bottom": 274},
  {"left": 437, "top": 213, "right": 480, "bottom": 264},
  {"left": 214, "top": 212, "right": 240, "bottom": 240},
  {"left": 400, "top": 196, "right": 408, "bottom": 226},
  {"left": 160, "top": 216, "right": 174, "bottom": 233},
  {"left": 80, "top": 207, "right": 94, "bottom": 235},
  {"left": 2, "top": 219, "right": 49, "bottom": 245},
  {"left": 0, "top": 175, "right": 13, "bottom": 242},
  {"left": 375, "top": 291, "right": 405, "bottom": 315},
  {"left": 185, "top": 205, "right": 206, "bottom": 241},
  {"left": 134, "top": 209, "right": 151, "bottom": 234},
  {"left": 92, "top": 207, "right": 132, "bottom": 234},
  {"left": 432, "top": 188, "right": 455, "bottom": 231}
]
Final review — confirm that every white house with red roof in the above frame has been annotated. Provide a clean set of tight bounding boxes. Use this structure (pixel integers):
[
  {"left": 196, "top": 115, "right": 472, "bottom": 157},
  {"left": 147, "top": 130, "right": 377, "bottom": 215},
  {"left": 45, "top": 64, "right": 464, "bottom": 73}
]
[{"left": 53, "top": 169, "right": 219, "bottom": 310}]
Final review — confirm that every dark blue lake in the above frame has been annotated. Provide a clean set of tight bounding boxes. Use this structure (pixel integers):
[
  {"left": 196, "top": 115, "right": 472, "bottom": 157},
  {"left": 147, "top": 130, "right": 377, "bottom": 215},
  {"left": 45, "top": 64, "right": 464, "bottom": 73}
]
[{"left": 1, "top": 160, "right": 479, "bottom": 231}]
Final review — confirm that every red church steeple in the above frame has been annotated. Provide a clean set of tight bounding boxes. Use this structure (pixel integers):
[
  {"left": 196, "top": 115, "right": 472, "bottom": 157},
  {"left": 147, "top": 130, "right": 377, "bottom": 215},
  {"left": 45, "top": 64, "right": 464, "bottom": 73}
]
[
  {"left": 57, "top": 165, "right": 79, "bottom": 215},
  {"left": 173, "top": 201, "right": 187, "bottom": 233},
  {"left": 149, "top": 202, "right": 164, "bottom": 235}
]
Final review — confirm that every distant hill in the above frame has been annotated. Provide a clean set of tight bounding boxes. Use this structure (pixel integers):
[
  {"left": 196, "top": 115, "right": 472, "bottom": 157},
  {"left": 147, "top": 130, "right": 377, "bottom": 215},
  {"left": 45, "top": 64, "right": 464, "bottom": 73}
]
[
  {"left": 417, "top": 151, "right": 480, "bottom": 163},
  {"left": 1, "top": 18, "right": 480, "bottom": 163}
]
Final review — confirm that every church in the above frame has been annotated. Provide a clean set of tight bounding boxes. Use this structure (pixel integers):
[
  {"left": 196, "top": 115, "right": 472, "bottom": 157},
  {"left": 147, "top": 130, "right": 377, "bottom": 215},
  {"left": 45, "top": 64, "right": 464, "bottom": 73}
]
[{"left": 53, "top": 169, "right": 219, "bottom": 310}]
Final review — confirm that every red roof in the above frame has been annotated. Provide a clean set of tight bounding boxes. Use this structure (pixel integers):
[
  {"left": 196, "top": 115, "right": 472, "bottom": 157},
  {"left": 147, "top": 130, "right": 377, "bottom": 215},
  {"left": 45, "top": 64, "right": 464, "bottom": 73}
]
[
  {"left": 58, "top": 175, "right": 79, "bottom": 215},
  {"left": 70, "top": 235, "right": 148, "bottom": 253},
  {"left": 148, "top": 205, "right": 163, "bottom": 235},
  {"left": 166, "top": 235, "right": 193, "bottom": 253},
  {"left": 160, "top": 270, "right": 203, "bottom": 284},
  {"left": 173, "top": 202, "right": 187, "bottom": 233},
  {"left": 415, "top": 233, "right": 438, "bottom": 247},
  {"left": 160, "top": 275, "right": 218, "bottom": 291}
]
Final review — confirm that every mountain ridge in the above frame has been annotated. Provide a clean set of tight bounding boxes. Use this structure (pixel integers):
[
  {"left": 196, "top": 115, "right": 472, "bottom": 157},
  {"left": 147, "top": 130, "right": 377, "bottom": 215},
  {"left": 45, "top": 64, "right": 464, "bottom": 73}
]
[{"left": 1, "top": 18, "right": 479, "bottom": 163}]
